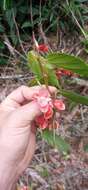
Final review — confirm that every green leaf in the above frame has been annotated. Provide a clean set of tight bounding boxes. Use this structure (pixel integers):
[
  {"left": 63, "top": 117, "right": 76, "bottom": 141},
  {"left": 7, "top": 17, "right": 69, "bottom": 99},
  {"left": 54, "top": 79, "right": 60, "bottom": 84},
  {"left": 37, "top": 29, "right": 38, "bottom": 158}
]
[
  {"left": 21, "top": 21, "right": 33, "bottom": 28},
  {"left": 18, "top": 6, "right": 29, "bottom": 14},
  {"left": 61, "top": 90, "right": 88, "bottom": 105},
  {"left": 0, "top": 24, "right": 4, "bottom": 33},
  {"left": 48, "top": 69, "right": 60, "bottom": 87},
  {"left": 27, "top": 51, "right": 42, "bottom": 80},
  {"left": 42, "top": 129, "right": 70, "bottom": 153},
  {"left": 47, "top": 53, "right": 88, "bottom": 77},
  {"left": 0, "top": 42, "right": 5, "bottom": 49},
  {"left": 0, "top": 58, "right": 8, "bottom": 65},
  {"left": 3, "top": 0, "right": 13, "bottom": 10}
]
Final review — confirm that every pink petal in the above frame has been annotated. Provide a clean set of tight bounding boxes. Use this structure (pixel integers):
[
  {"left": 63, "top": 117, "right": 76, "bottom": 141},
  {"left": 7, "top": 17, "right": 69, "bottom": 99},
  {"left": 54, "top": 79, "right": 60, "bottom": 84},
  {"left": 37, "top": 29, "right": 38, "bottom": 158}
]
[
  {"left": 37, "top": 96, "right": 52, "bottom": 113},
  {"left": 44, "top": 106, "right": 53, "bottom": 119},
  {"left": 39, "top": 88, "right": 50, "bottom": 97},
  {"left": 21, "top": 186, "right": 29, "bottom": 190},
  {"left": 40, "top": 104, "right": 49, "bottom": 113},
  {"left": 35, "top": 115, "right": 44, "bottom": 124},
  {"left": 35, "top": 115, "right": 48, "bottom": 129},
  {"left": 54, "top": 99, "right": 65, "bottom": 111},
  {"left": 37, "top": 97, "right": 49, "bottom": 111},
  {"left": 41, "top": 122, "right": 48, "bottom": 129}
]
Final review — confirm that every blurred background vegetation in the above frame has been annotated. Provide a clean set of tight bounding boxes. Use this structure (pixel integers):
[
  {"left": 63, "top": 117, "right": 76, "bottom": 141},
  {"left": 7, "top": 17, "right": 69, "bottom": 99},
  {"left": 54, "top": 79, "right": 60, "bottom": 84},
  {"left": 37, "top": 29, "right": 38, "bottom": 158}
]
[{"left": 0, "top": 0, "right": 88, "bottom": 65}]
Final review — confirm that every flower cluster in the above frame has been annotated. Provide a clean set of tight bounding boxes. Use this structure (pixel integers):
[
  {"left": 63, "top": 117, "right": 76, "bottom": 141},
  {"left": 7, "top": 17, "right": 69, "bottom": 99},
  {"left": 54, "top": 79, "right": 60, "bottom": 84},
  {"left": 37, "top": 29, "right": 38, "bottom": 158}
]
[
  {"left": 33, "top": 89, "right": 65, "bottom": 129},
  {"left": 56, "top": 69, "right": 73, "bottom": 79}
]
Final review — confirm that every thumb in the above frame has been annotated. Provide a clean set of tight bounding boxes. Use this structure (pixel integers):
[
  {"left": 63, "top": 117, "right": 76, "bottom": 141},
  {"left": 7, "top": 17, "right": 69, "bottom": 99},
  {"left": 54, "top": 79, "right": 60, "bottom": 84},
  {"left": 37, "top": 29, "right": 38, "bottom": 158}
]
[{"left": 13, "top": 101, "right": 41, "bottom": 126}]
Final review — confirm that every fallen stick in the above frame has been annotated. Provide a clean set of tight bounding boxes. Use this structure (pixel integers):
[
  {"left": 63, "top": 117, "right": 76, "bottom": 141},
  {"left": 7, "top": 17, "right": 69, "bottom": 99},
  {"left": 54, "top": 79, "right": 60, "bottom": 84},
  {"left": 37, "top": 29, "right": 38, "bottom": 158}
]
[{"left": 0, "top": 74, "right": 34, "bottom": 80}]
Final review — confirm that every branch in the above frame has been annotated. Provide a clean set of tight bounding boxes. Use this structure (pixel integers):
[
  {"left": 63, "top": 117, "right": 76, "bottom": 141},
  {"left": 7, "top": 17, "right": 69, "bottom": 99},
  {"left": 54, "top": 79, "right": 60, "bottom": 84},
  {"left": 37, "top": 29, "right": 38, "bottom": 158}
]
[{"left": 0, "top": 74, "right": 34, "bottom": 80}]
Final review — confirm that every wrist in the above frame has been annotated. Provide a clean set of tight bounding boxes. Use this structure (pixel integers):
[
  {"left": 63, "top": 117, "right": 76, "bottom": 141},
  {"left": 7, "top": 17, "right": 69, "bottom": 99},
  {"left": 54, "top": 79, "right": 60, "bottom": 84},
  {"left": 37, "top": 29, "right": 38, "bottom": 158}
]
[{"left": 0, "top": 143, "right": 18, "bottom": 190}]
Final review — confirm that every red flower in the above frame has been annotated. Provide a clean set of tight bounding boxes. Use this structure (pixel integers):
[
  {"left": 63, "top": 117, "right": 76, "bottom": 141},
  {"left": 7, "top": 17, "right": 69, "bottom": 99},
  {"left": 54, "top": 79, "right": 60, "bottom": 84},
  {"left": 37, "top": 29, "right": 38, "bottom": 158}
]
[
  {"left": 33, "top": 88, "right": 65, "bottom": 130},
  {"left": 35, "top": 115, "right": 48, "bottom": 129},
  {"left": 63, "top": 70, "right": 72, "bottom": 76},
  {"left": 53, "top": 99, "right": 65, "bottom": 111},
  {"left": 38, "top": 44, "right": 48, "bottom": 52},
  {"left": 44, "top": 105, "right": 53, "bottom": 119},
  {"left": 32, "top": 33, "right": 48, "bottom": 53},
  {"left": 56, "top": 69, "right": 73, "bottom": 79},
  {"left": 33, "top": 89, "right": 53, "bottom": 114}
]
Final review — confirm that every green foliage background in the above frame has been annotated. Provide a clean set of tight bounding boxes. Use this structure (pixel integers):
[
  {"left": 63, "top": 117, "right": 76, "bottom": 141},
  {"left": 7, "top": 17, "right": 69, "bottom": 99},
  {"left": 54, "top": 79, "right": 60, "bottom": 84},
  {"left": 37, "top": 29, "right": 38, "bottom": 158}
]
[{"left": 0, "top": 0, "right": 88, "bottom": 65}]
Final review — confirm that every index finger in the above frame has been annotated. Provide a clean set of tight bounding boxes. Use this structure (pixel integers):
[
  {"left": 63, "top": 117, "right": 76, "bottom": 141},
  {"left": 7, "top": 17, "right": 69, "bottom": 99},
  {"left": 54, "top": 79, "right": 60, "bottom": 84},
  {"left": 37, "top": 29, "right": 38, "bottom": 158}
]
[{"left": 1, "top": 85, "right": 57, "bottom": 109}]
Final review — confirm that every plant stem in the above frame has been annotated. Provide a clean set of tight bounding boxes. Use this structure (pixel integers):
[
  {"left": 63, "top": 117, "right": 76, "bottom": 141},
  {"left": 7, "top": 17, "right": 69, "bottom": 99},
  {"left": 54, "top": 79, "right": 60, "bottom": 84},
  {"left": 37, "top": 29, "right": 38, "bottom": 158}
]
[{"left": 37, "top": 55, "right": 52, "bottom": 95}]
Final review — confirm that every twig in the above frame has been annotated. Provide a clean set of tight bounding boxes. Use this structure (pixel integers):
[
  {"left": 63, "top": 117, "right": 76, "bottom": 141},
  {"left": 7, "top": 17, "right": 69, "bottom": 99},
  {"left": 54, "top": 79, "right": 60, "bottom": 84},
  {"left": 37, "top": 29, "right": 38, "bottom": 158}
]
[
  {"left": 0, "top": 74, "right": 34, "bottom": 80},
  {"left": 76, "top": 48, "right": 84, "bottom": 56},
  {"left": 25, "top": 168, "right": 48, "bottom": 187},
  {"left": 64, "top": 105, "right": 79, "bottom": 122},
  {"left": 30, "top": 0, "right": 34, "bottom": 30},
  {"left": 4, "top": 35, "right": 15, "bottom": 57},
  {"left": 39, "top": 24, "right": 48, "bottom": 45},
  {"left": 12, "top": 11, "right": 26, "bottom": 55},
  {"left": 66, "top": 0, "right": 87, "bottom": 39},
  {"left": 71, "top": 77, "right": 88, "bottom": 87},
  {"left": 4, "top": 35, "right": 27, "bottom": 61},
  {"left": 0, "top": 53, "right": 14, "bottom": 60},
  {"left": 56, "top": 16, "right": 60, "bottom": 49},
  {"left": 39, "top": 0, "right": 48, "bottom": 45},
  {"left": 68, "top": 42, "right": 81, "bottom": 54},
  {"left": 38, "top": 0, "right": 52, "bottom": 52}
]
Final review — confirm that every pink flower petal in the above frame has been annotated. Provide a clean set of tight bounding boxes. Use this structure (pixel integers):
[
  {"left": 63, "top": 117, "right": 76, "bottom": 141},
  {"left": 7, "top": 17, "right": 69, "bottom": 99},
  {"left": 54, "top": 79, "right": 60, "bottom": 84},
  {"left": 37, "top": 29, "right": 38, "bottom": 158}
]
[
  {"left": 35, "top": 115, "right": 48, "bottom": 129},
  {"left": 54, "top": 99, "right": 65, "bottom": 111},
  {"left": 44, "top": 106, "right": 53, "bottom": 119},
  {"left": 21, "top": 186, "right": 29, "bottom": 190},
  {"left": 38, "top": 88, "right": 50, "bottom": 97},
  {"left": 37, "top": 96, "right": 48, "bottom": 107}
]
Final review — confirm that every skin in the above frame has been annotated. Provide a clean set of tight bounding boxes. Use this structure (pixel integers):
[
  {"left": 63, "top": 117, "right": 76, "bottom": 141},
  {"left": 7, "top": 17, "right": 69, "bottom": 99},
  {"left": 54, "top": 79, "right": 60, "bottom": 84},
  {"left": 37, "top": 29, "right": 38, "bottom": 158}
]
[{"left": 0, "top": 85, "right": 56, "bottom": 190}]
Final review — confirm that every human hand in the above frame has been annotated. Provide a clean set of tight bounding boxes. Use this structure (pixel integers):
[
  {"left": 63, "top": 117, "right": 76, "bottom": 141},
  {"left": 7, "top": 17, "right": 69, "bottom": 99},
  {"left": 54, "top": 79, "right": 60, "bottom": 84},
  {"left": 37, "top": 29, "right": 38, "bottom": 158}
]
[{"left": 0, "top": 85, "right": 56, "bottom": 190}]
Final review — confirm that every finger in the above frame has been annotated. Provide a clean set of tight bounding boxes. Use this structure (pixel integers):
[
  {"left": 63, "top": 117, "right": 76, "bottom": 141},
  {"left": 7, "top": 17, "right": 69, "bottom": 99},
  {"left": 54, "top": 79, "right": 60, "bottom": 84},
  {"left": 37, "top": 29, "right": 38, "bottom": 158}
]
[
  {"left": 17, "top": 132, "right": 36, "bottom": 175},
  {"left": 1, "top": 85, "right": 56, "bottom": 109},
  {"left": 12, "top": 101, "right": 41, "bottom": 126}
]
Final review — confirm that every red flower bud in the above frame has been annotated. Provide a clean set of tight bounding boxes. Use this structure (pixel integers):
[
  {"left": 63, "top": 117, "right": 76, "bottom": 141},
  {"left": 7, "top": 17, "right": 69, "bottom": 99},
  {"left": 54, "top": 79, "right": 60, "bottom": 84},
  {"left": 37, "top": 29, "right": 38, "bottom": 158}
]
[{"left": 38, "top": 44, "right": 48, "bottom": 52}]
